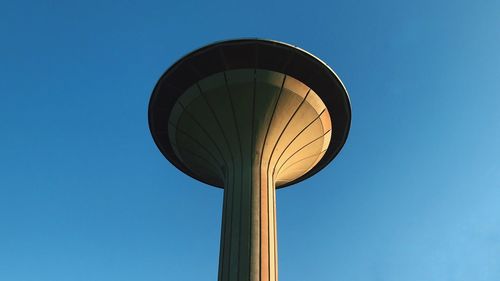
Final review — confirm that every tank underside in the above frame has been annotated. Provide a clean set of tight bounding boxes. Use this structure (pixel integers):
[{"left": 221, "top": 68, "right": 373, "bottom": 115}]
[{"left": 168, "top": 68, "right": 331, "bottom": 188}]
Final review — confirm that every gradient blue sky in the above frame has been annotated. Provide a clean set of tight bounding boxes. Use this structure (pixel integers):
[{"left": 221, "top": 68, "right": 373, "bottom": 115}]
[{"left": 1, "top": 0, "right": 499, "bottom": 280}]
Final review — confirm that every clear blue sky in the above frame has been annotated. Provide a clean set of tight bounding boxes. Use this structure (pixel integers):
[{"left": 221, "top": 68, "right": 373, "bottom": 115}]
[{"left": 1, "top": 0, "right": 499, "bottom": 280}]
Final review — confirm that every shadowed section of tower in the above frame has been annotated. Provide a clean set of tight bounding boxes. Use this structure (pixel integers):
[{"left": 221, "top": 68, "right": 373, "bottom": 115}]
[{"left": 148, "top": 39, "right": 351, "bottom": 281}]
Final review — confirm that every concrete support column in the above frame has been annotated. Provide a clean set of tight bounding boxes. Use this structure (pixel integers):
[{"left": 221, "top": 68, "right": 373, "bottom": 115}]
[{"left": 218, "top": 160, "right": 278, "bottom": 281}]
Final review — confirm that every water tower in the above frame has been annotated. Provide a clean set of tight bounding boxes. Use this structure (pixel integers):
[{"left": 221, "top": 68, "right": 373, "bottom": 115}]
[{"left": 148, "top": 39, "right": 351, "bottom": 281}]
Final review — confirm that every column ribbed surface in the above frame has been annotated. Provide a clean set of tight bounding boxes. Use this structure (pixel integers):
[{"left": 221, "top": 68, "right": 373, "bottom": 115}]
[{"left": 167, "top": 69, "right": 331, "bottom": 281}]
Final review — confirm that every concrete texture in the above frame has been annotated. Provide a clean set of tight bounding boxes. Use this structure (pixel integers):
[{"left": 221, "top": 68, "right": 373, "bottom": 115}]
[{"left": 168, "top": 69, "right": 331, "bottom": 281}]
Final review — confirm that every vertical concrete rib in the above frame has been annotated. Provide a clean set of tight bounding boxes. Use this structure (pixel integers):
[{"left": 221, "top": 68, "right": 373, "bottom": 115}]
[
  {"left": 250, "top": 69, "right": 259, "bottom": 281},
  {"left": 260, "top": 74, "right": 286, "bottom": 281},
  {"left": 265, "top": 87, "right": 310, "bottom": 281},
  {"left": 196, "top": 83, "right": 236, "bottom": 281}
]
